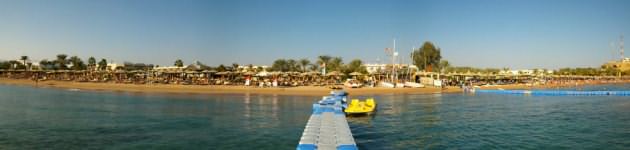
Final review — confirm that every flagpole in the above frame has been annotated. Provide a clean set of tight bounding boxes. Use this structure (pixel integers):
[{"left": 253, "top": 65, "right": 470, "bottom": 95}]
[{"left": 392, "top": 39, "right": 396, "bottom": 83}]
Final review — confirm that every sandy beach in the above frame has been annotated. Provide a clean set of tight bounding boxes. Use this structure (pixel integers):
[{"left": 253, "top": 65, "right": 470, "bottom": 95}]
[
  {"left": 0, "top": 78, "right": 462, "bottom": 96},
  {"left": 2, "top": 78, "right": 628, "bottom": 96}
]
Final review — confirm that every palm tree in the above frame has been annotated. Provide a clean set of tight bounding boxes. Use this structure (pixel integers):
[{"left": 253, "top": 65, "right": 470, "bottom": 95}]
[
  {"left": 88, "top": 57, "right": 96, "bottom": 71},
  {"left": 248, "top": 64, "right": 254, "bottom": 72},
  {"left": 174, "top": 59, "right": 184, "bottom": 67},
  {"left": 217, "top": 64, "right": 227, "bottom": 72},
  {"left": 68, "top": 56, "right": 85, "bottom": 70},
  {"left": 329, "top": 57, "right": 343, "bottom": 71},
  {"left": 39, "top": 59, "right": 51, "bottom": 70},
  {"left": 56, "top": 54, "right": 68, "bottom": 70},
  {"left": 299, "top": 58, "right": 310, "bottom": 72},
  {"left": 20, "top": 56, "right": 28, "bottom": 70},
  {"left": 98, "top": 59, "right": 107, "bottom": 71},
  {"left": 317, "top": 55, "right": 332, "bottom": 73},
  {"left": 308, "top": 64, "right": 318, "bottom": 71},
  {"left": 232, "top": 63, "right": 239, "bottom": 72},
  {"left": 271, "top": 59, "right": 287, "bottom": 72},
  {"left": 287, "top": 59, "right": 298, "bottom": 72}
]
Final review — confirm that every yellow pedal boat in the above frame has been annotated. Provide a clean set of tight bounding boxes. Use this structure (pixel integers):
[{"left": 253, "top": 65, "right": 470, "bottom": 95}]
[{"left": 344, "top": 98, "right": 376, "bottom": 115}]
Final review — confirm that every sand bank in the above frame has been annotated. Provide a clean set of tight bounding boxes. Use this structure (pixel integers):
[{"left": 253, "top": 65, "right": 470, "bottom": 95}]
[{"left": 0, "top": 78, "right": 461, "bottom": 96}]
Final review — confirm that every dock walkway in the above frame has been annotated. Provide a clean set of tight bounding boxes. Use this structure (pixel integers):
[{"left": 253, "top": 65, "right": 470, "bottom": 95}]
[{"left": 297, "top": 92, "right": 358, "bottom": 150}]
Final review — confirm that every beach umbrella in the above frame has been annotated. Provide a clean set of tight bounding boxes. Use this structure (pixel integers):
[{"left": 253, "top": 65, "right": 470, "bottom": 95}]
[
  {"left": 349, "top": 72, "right": 363, "bottom": 76},
  {"left": 326, "top": 71, "right": 343, "bottom": 76},
  {"left": 308, "top": 71, "right": 321, "bottom": 75},
  {"left": 243, "top": 71, "right": 256, "bottom": 76},
  {"left": 270, "top": 71, "right": 282, "bottom": 76},
  {"left": 216, "top": 71, "right": 230, "bottom": 75},
  {"left": 202, "top": 70, "right": 217, "bottom": 74}
]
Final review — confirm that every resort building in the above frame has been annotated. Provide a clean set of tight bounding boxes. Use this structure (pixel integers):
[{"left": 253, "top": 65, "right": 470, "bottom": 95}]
[
  {"left": 237, "top": 65, "right": 269, "bottom": 72},
  {"left": 363, "top": 63, "right": 418, "bottom": 74},
  {"left": 602, "top": 58, "right": 630, "bottom": 72},
  {"left": 153, "top": 66, "right": 185, "bottom": 72},
  {"left": 106, "top": 63, "right": 124, "bottom": 71},
  {"left": 499, "top": 69, "right": 553, "bottom": 76}
]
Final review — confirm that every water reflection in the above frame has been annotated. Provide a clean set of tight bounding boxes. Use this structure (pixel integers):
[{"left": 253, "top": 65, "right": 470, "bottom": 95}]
[
  {"left": 347, "top": 115, "right": 376, "bottom": 127},
  {"left": 244, "top": 92, "right": 251, "bottom": 118},
  {"left": 419, "top": 94, "right": 442, "bottom": 128},
  {"left": 3, "top": 84, "right": 630, "bottom": 149}
]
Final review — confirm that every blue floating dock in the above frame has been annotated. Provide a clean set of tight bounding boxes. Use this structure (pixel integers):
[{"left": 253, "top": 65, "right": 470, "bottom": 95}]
[
  {"left": 297, "top": 91, "right": 358, "bottom": 150},
  {"left": 475, "top": 89, "right": 630, "bottom": 96}
]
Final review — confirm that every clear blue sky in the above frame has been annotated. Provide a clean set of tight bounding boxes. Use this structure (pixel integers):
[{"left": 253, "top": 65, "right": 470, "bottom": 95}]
[{"left": 1, "top": 0, "right": 629, "bottom": 69}]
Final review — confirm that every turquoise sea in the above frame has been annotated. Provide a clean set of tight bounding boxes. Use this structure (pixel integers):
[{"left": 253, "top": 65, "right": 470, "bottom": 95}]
[{"left": 0, "top": 84, "right": 629, "bottom": 149}]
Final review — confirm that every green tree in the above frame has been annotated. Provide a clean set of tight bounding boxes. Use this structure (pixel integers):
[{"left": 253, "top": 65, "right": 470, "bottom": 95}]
[
  {"left": 217, "top": 64, "right": 227, "bottom": 72},
  {"left": 8, "top": 60, "right": 25, "bottom": 70},
  {"left": 69, "top": 56, "right": 86, "bottom": 70},
  {"left": 0, "top": 61, "right": 10, "bottom": 69},
  {"left": 271, "top": 59, "right": 288, "bottom": 72},
  {"left": 412, "top": 41, "right": 442, "bottom": 72},
  {"left": 345, "top": 59, "right": 367, "bottom": 74},
  {"left": 20, "top": 56, "right": 28, "bottom": 70},
  {"left": 308, "top": 64, "right": 319, "bottom": 71},
  {"left": 55, "top": 54, "right": 69, "bottom": 70},
  {"left": 317, "top": 55, "right": 332, "bottom": 72},
  {"left": 299, "top": 58, "right": 310, "bottom": 72},
  {"left": 247, "top": 64, "right": 254, "bottom": 72},
  {"left": 98, "top": 59, "right": 108, "bottom": 70},
  {"left": 39, "top": 59, "right": 53, "bottom": 70},
  {"left": 329, "top": 57, "right": 344, "bottom": 71},
  {"left": 287, "top": 59, "right": 299, "bottom": 72},
  {"left": 232, "top": 63, "right": 239, "bottom": 72},
  {"left": 438, "top": 60, "right": 450, "bottom": 72},
  {"left": 174, "top": 59, "right": 184, "bottom": 67},
  {"left": 88, "top": 57, "right": 96, "bottom": 70}
]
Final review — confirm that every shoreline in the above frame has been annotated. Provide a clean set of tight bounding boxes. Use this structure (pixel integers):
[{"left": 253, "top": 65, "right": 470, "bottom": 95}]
[
  {"left": 2, "top": 78, "right": 628, "bottom": 96},
  {"left": 0, "top": 78, "right": 462, "bottom": 96}
]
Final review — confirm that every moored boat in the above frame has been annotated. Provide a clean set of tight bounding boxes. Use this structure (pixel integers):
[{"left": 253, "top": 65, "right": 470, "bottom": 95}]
[{"left": 344, "top": 98, "right": 377, "bottom": 115}]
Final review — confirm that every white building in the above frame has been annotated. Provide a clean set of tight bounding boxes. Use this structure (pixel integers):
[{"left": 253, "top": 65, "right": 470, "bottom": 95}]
[
  {"left": 238, "top": 65, "right": 269, "bottom": 72},
  {"left": 500, "top": 69, "right": 553, "bottom": 75},
  {"left": 107, "top": 63, "right": 124, "bottom": 70},
  {"left": 153, "top": 66, "right": 184, "bottom": 72},
  {"left": 363, "top": 64, "right": 418, "bottom": 74}
]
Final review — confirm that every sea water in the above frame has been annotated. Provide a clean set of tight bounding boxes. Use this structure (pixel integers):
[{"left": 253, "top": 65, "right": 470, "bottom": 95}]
[{"left": 0, "top": 84, "right": 629, "bottom": 149}]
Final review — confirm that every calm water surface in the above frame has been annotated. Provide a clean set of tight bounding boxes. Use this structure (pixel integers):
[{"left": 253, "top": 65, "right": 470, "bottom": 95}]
[{"left": 0, "top": 84, "right": 629, "bottom": 149}]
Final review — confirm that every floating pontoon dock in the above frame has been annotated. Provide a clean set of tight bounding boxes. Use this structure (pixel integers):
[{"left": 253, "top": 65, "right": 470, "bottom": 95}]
[{"left": 297, "top": 91, "right": 358, "bottom": 150}]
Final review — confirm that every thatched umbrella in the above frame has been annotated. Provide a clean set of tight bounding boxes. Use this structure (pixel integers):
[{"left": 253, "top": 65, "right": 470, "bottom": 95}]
[
  {"left": 349, "top": 72, "right": 363, "bottom": 76},
  {"left": 326, "top": 71, "right": 343, "bottom": 76},
  {"left": 243, "top": 71, "right": 256, "bottom": 76},
  {"left": 216, "top": 71, "right": 230, "bottom": 75},
  {"left": 202, "top": 70, "right": 217, "bottom": 74}
]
